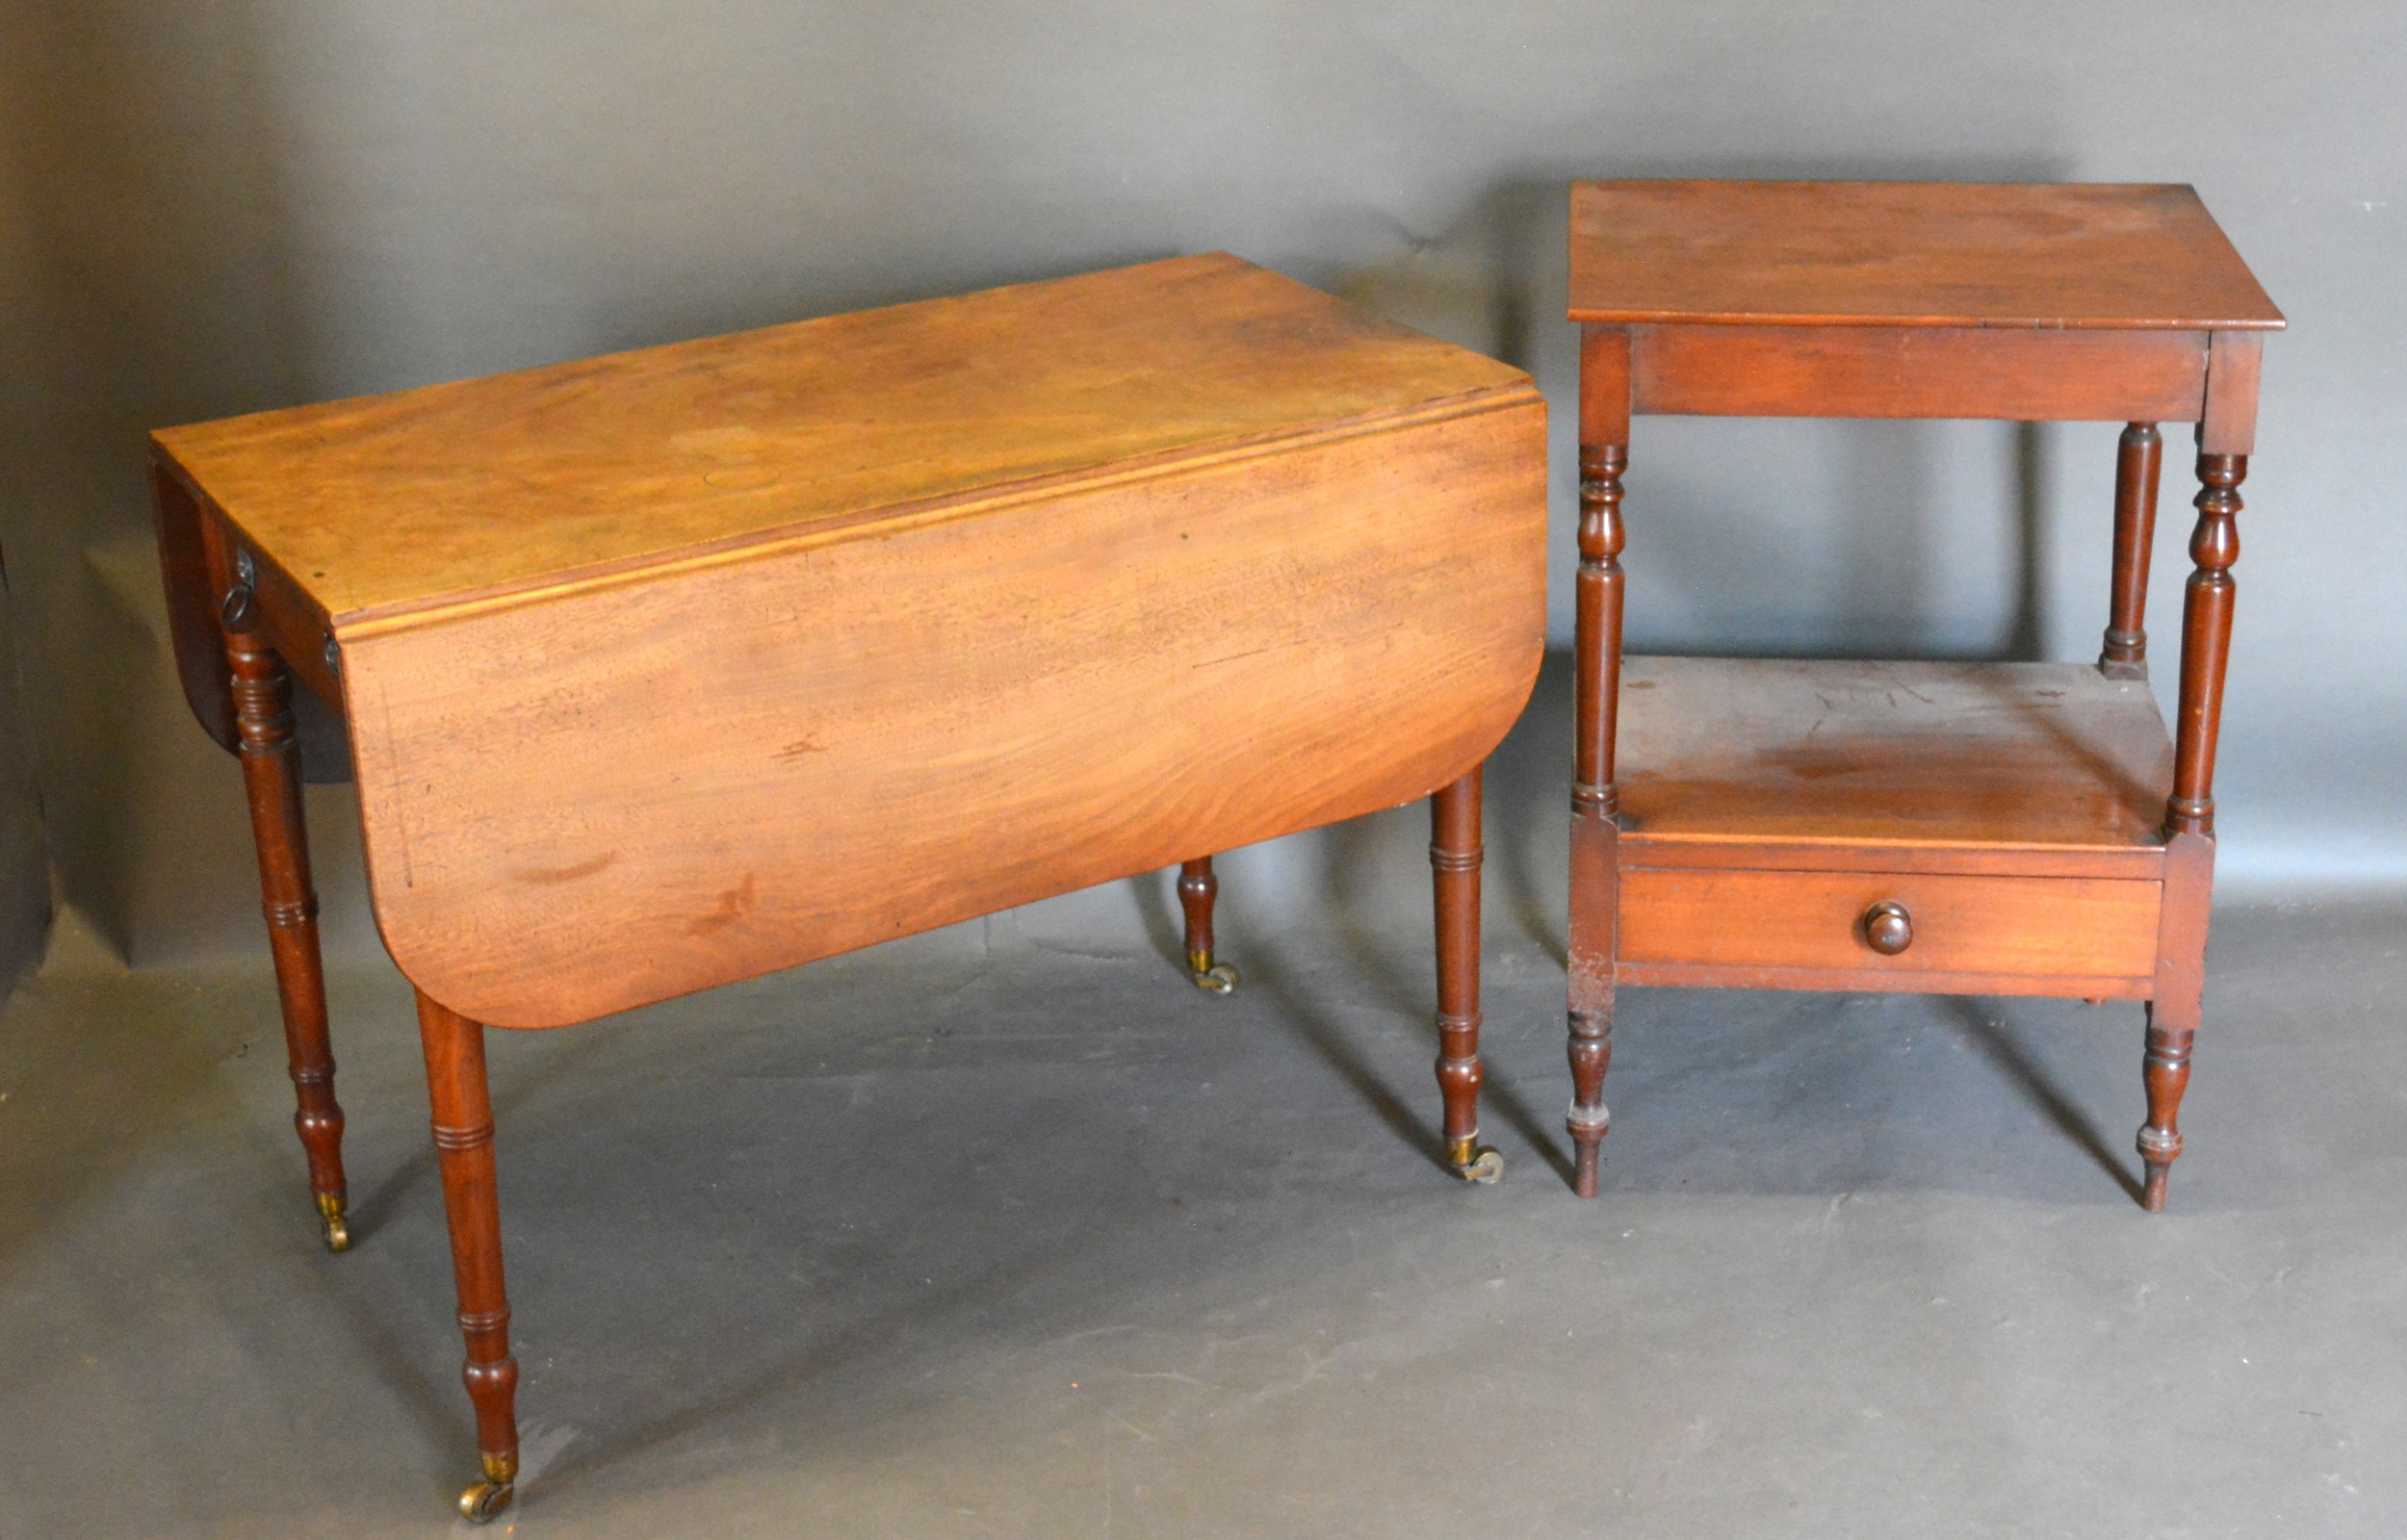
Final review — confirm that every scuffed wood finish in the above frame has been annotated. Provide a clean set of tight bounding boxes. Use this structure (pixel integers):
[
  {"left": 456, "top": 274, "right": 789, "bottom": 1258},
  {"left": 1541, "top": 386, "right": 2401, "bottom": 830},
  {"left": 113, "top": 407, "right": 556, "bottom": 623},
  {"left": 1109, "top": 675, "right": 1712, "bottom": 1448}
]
[
  {"left": 345, "top": 403, "right": 1543, "bottom": 1028},
  {"left": 1617, "top": 867, "right": 2161, "bottom": 986},
  {"left": 153, "top": 254, "right": 1532, "bottom": 630},
  {"left": 2140, "top": 834, "right": 2215, "bottom": 1209},
  {"left": 1631, "top": 324, "right": 2209, "bottom": 424},
  {"left": 1566, "top": 813, "right": 1616, "bottom": 1198},
  {"left": 1566, "top": 180, "right": 2278, "bottom": 1206},
  {"left": 1616, "top": 657, "right": 2174, "bottom": 858},
  {"left": 2100, "top": 424, "right": 2164, "bottom": 679},
  {"left": 416, "top": 992, "right": 519, "bottom": 1522},
  {"left": 1569, "top": 182, "right": 2284, "bottom": 330}
]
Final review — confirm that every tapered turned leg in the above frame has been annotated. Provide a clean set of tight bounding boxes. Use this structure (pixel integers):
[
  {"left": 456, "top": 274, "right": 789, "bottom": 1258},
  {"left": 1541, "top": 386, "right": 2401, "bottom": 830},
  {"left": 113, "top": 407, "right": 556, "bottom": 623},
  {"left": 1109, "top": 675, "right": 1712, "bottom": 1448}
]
[
  {"left": 1566, "top": 991, "right": 1614, "bottom": 1199},
  {"left": 1432, "top": 767, "right": 1501, "bottom": 1184},
  {"left": 2138, "top": 1007, "right": 2193, "bottom": 1211},
  {"left": 2099, "top": 423, "right": 2162, "bottom": 680},
  {"left": 417, "top": 992, "right": 521, "bottom": 1522},
  {"left": 1567, "top": 435, "right": 1627, "bottom": 1198},
  {"left": 1178, "top": 858, "right": 1238, "bottom": 994},
  {"left": 2140, "top": 452, "right": 2245, "bottom": 1210},
  {"left": 224, "top": 626, "right": 349, "bottom": 1251}
]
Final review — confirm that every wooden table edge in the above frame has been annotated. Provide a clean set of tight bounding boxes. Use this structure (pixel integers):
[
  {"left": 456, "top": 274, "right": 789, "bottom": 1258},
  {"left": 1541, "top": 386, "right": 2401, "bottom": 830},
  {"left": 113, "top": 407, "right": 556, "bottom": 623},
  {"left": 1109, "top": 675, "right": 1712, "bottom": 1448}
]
[
  {"left": 160, "top": 379, "right": 1544, "bottom": 643},
  {"left": 1565, "top": 310, "right": 2286, "bottom": 330}
]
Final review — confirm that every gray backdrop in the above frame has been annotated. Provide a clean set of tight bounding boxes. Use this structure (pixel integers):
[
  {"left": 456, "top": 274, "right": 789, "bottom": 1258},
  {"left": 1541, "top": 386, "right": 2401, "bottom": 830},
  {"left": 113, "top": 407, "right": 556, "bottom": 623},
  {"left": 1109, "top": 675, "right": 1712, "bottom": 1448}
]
[{"left": 3, "top": 0, "right": 2400, "bottom": 985}]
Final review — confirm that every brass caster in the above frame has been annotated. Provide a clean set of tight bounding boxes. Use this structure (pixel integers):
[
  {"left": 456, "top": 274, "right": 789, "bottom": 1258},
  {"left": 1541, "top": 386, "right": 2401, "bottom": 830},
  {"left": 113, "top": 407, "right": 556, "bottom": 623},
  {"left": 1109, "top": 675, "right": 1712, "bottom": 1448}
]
[
  {"left": 1451, "top": 1146, "right": 1505, "bottom": 1185},
  {"left": 459, "top": 1477, "right": 514, "bottom": 1524},
  {"left": 315, "top": 1192, "right": 350, "bottom": 1254},
  {"left": 458, "top": 1451, "right": 516, "bottom": 1523},
  {"left": 1189, "top": 962, "right": 1240, "bottom": 995}
]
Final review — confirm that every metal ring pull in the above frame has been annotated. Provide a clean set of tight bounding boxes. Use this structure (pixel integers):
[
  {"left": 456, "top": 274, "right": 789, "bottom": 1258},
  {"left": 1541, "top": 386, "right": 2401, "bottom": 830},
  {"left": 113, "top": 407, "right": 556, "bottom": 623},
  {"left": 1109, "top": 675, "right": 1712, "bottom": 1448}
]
[{"left": 220, "top": 549, "right": 257, "bottom": 629}]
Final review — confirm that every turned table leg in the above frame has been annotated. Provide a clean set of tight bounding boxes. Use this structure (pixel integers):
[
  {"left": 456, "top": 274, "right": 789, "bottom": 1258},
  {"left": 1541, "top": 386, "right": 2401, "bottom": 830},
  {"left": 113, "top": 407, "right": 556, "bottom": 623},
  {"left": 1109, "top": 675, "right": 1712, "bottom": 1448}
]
[
  {"left": 2141, "top": 450, "right": 2245, "bottom": 1210},
  {"left": 223, "top": 614, "right": 349, "bottom": 1251},
  {"left": 1568, "top": 322, "right": 1631, "bottom": 1198},
  {"left": 1432, "top": 766, "right": 1501, "bottom": 1183},
  {"left": 2099, "top": 422, "right": 2162, "bottom": 680},
  {"left": 1178, "top": 857, "right": 1239, "bottom": 994},
  {"left": 417, "top": 991, "right": 521, "bottom": 1522}
]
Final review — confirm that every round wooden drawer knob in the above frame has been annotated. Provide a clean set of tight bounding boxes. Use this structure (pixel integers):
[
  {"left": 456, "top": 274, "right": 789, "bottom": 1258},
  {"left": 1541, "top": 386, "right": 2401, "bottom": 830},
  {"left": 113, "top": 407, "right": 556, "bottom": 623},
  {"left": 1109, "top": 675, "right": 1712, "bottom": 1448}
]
[{"left": 1863, "top": 900, "right": 1913, "bottom": 955}]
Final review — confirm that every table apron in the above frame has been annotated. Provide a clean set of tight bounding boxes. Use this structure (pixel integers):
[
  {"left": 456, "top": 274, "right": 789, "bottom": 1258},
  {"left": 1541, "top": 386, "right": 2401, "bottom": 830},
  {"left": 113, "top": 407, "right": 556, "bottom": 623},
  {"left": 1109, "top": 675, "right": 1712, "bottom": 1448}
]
[{"left": 1628, "top": 323, "right": 2210, "bottom": 424}]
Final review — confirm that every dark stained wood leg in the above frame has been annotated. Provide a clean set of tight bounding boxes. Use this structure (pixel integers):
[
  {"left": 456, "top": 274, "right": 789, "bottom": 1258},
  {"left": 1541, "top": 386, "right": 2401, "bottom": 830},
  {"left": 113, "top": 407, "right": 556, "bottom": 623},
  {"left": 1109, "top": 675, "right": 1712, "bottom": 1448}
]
[
  {"left": 417, "top": 991, "right": 521, "bottom": 1523},
  {"left": 2099, "top": 422, "right": 2162, "bottom": 680},
  {"left": 224, "top": 625, "right": 349, "bottom": 1251},
  {"left": 1567, "top": 437, "right": 1627, "bottom": 1198},
  {"left": 2140, "top": 452, "right": 2245, "bottom": 1209},
  {"left": 2164, "top": 453, "right": 2244, "bottom": 840},
  {"left": 1178, "top": 857, "right": 1238, "bottom": 994},
  {"left": 2141, "top": 834, "right": 2213, "bottom": 1211},
  {"left": 1432, "top": 767, "right": 1501, "bottom": 1183}
]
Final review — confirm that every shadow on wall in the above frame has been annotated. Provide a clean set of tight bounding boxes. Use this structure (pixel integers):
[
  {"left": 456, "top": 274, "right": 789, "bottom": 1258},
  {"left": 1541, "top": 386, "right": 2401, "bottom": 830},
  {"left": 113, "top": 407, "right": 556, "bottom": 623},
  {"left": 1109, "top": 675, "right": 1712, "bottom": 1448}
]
[
  {"left": 0, "top": 546, "right": 53, "bottom": 997},
  {"left": 0, "top": 1, "right": 349, "bottom": 968},
  {"left": 0, "top": 0, "right": 2220, "bottom": 976},
  {"left": 1328, "top": 161, "right": 2080, "bottom": 668}
]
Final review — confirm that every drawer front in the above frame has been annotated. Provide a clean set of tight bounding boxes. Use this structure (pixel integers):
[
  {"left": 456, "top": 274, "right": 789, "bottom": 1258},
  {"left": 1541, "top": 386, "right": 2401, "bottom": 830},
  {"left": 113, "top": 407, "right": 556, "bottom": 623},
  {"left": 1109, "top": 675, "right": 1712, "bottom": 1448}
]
[{"left": 1618, "top": 866, "right": 2161, "bottom": 994}]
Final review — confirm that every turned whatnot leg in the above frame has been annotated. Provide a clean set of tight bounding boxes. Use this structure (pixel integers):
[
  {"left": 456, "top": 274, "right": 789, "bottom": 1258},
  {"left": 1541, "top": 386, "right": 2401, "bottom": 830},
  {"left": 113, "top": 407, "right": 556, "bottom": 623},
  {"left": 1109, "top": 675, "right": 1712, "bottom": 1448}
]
[
  {"left": 2098, "top": 422, "right": 2162, "bottom": 680},
  {"left": 2140, "top": 450, "right": 2245, "bottom": 1210},
  {"left": 222, "top": 594, "right": 349, "bottom": 1251},
  {"left": 417, "top": 992, "right": 521, "bottom": 1522},
  {"left": 1178, "top": 857, "right": 1238, "bottom": 994},
  {"left": 1431, "top": 767, "right": 1501, "bottom": 1183},
  {"left": 1567, "top": 324, "right": 1630, "bottom": 1198}
]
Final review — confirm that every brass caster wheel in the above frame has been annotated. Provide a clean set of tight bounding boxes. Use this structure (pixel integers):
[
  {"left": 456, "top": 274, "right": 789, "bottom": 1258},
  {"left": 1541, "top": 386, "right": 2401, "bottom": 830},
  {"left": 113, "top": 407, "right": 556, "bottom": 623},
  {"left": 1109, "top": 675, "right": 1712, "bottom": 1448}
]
[
  {"left": 459, "top": 1452, "right": 517, "bottom": 1524},
  {"left": 315, "top": 1193, "right": 350, "bottom": 1254},
  {"left": 1189, "top": 962, "right": 1240, "bottom": 995},
  {"left": 459, "top": 1478, "right": 514, "bottom": 1524},
  {"left": 1453, "top": 1147, "right": 1505, "bottom": 1185}
]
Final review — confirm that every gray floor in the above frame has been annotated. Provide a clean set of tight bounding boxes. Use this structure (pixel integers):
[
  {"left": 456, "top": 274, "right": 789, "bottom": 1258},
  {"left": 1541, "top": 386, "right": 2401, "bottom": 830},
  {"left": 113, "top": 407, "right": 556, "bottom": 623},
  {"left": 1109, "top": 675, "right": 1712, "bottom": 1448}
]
[{"left": 4, "top": 831, "right": 2405, "bottom": 1535}]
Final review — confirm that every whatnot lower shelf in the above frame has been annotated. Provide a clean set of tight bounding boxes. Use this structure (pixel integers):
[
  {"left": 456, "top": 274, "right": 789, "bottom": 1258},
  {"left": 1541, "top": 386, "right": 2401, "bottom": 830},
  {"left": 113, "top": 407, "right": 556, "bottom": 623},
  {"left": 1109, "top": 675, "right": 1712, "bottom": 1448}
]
[
  {"left": 1618, "top": 655, "right": 2173, "bottom": 876},
  {"left": 1612, "top": 656, "right": 2176, "bottom": 997}
]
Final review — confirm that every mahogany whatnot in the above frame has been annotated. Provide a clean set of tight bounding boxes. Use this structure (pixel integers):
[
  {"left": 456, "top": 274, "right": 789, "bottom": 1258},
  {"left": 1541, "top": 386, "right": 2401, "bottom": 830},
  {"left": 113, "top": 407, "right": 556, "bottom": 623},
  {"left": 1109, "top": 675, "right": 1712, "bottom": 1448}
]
[
  {"left": 151, "top": 253, "right": 1545, "bottom": 1518},
  {"left": 1566, "top": 179, "right": 2280, "bottom": 1208}
]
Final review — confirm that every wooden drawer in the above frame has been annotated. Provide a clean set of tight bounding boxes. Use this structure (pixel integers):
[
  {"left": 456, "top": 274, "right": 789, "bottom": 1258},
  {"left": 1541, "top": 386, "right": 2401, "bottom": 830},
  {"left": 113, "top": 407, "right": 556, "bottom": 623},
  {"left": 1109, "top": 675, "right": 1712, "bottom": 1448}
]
[{"left": 1618, "top": 865, "right": 2161, "bottom": 998}]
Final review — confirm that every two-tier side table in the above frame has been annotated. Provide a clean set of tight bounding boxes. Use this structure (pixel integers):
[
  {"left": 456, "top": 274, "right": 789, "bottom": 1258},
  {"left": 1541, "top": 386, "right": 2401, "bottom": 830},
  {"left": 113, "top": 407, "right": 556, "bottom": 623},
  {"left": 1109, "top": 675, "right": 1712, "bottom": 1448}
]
[
  {"left": 149, "top": 253, "right": 1544, "bottom": 1519},
  {"left": 1561, "top": 181, "right": 2281, "bottom": 1204}
]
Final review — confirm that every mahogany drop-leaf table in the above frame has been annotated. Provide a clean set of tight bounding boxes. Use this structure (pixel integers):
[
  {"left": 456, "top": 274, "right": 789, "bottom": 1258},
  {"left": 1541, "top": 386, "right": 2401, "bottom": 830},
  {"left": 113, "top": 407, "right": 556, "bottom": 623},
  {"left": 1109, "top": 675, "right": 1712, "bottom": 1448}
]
[
  {"left": 149, "top": 253, "right": 1545, "bottom": 1519},
  {"left": 1562, "top": 181, "right": 2281, "bottom": 1205}
]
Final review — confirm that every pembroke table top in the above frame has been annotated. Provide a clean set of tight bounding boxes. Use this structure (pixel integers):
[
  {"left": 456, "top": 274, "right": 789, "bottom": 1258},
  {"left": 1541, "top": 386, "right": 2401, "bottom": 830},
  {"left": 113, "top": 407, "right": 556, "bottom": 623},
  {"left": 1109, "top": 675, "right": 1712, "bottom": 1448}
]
[{"left": 155, "top": 252, "right": 1532, "bottom": 631}]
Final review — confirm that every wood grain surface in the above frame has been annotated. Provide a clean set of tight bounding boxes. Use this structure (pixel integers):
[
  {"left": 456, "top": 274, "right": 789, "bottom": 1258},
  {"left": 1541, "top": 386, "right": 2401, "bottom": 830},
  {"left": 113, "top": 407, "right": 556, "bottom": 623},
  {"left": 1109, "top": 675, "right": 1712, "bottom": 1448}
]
[
  {"left": 1616, "top": 656, "right": 2174, "bottom": 858},
  {"left": 152, "top": 253, "right": 1532, "bottom": 630},
  {"left": 1569, "top": 181, "right": 2285, "bottom": 330},
  {"left": 1629, "top": 323, "right": 2209, "bottom": 423},
  {"left": 1615, "top": 959, "right": 2156, "bottom": 1001},
  {"left": 1617, "top": 866, "right": 2161, "bottom": 986},
  {"left": 347, "top": 401, "right": 1546, "bottom": 1027}
]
